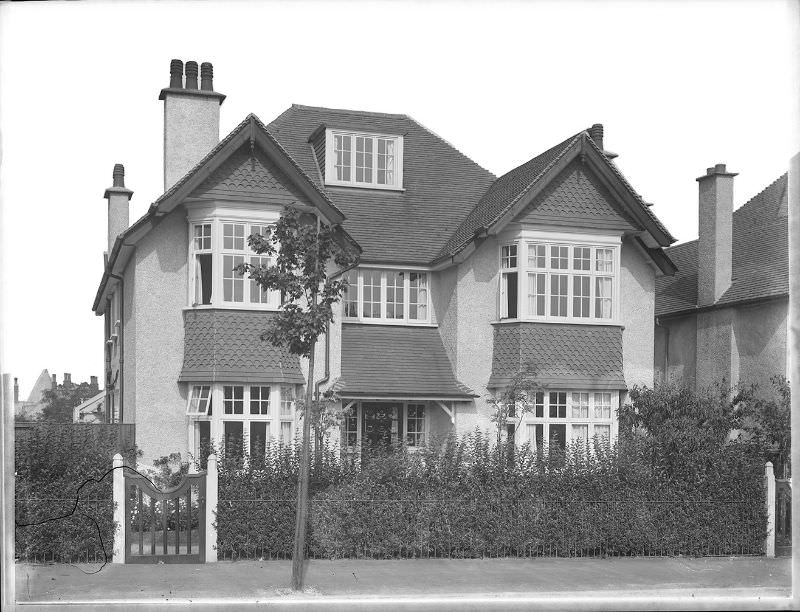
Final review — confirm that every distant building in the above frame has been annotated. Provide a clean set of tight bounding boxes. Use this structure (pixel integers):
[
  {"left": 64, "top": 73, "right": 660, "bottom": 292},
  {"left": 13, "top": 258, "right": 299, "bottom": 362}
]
[
  {"left": 14, "top": 370, "right": 54, "bottom": 420},
  {"left": 655, "top": 168, "right": 789, "bottom": 393}
]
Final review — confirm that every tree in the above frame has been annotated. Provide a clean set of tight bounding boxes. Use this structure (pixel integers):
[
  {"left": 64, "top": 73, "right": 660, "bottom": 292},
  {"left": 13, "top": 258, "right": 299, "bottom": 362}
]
[
  {"left": 237, "top": 206, "right": 359, "bottom": 590},
  {"left": 738, "top": 376, "right": 791, "bottom": 477},
  {"left": 39, "top": 378, "right": 99, "bottom": 423}
]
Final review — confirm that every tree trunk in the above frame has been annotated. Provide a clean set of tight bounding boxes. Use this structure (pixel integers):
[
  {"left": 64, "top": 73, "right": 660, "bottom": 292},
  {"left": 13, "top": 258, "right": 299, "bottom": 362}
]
[{"left": 291, "top": 337, "right": 316, "bottom": 591}]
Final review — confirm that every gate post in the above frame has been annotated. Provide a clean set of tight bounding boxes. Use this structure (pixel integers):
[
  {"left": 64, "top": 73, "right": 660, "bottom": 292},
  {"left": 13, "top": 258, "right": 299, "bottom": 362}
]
[
  {"left": 206, "top": 453, "right": 218, "bottom": 562},
  {"left": 765, "top": 461, "right": 776, "bottom": 558},
  {"left": 112, "top": 453, "right": 125, "bottom": 563}
]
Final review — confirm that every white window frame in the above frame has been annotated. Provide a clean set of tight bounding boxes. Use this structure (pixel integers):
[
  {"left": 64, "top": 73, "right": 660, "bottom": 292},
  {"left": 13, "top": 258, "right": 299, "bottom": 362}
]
[
  {"left": 498, "top": 231, "right": 622, "bottom": 325},
  {"left": 187, "top": 208, "right": 282, "bottom": 311},
  {"left": 342, "top": 267, "right": 433, "bottom": 325},
  {"left": 340, "top": 401, "right": 430, "bottom": 452},
  {"left": 513, "top": 390, "right": 618, "bottom": 450},
  {"left": 187, "top": 382, "right": 298, "bottom": 459},
  {"left": 324, "top": 129, "right": 404, "bottom": 190}
]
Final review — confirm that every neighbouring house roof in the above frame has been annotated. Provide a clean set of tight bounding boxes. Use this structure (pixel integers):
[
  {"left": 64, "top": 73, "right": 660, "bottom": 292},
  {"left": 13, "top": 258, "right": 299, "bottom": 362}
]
[
  {"left": 16, "top": 369, "right": 53, "bottom": 419},
  {"left": 655, "top": 174, "right": 788, "bottom": 317},
  {"left": 488, "top": 323, "right": 627, "bottom": 390},
  {"left": 267, "top": 104, "right": 497, "bottom": 265},
  {"left": 336, "top": 324, "right": 476, "bottom": 399},
  {"left": 179, "top": 309, "right": 304, "bottom": 384},
  {"left": 437, "top": 129, "right": 676, "bottom": 267}
]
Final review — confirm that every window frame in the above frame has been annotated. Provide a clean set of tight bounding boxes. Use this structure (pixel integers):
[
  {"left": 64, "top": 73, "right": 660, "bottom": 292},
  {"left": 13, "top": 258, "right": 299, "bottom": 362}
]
[
  {"left": 341, "top": 401, "right": 430, "bottom": 453},
  {"left": 342, "top": 267, "right": 433, "bottom": 325},
  {"left": 498, "top": 231, "right": 621, "bottom": 325},
  {"left": 324, "top": 129, "right": 404, "bottom": 190}
]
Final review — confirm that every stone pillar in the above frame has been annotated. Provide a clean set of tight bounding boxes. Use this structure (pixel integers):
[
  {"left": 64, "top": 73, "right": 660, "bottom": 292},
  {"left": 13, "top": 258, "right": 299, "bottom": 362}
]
[
  {"left": 2, "top": 374, "right": 16, "bottom": 606},
  {"left": 112, "top": 453, "right": 125, "bottom": 563},
  {"left": 205, "top": 453, "right": 218, "bottom": 562}
]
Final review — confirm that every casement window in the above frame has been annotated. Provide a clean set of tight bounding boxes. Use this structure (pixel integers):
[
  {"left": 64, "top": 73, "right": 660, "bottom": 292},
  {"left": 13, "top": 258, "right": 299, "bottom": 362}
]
[
  {"left": 514, "top": 390, "right": 617, "bottom": 451},
  {"left": 342, "top": 268, "right": 431, "bottom": 324},
  {"left": 189, "top": 220, "right": 279, "bottom": 309},
  {"left": 187, "top": 383, "right": 298, "bottom": 460},
  {"left": 325, "top": 129, "right": 404, "bottom": 190},
  {"left": 405, "top": 404, "right": 426, "bottom": 447},
  {"left": 341, "top": 401, "right": 429, "bottom": 452},
  {"left": 499, "top": 237, "right": 619, "bottom": 323}
]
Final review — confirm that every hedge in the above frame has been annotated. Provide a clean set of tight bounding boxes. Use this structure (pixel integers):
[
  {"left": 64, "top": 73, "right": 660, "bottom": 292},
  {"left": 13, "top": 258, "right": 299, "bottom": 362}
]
[
  {"left": 14, "top": 424, "right": 138, "bottom": 563},
  {"left": 216, "top": 433, "right": 768, "bottom": 559}
]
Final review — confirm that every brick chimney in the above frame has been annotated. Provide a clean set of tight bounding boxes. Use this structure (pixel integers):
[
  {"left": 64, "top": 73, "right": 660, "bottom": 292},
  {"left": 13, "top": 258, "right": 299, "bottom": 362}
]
[
  {"left": 90, "top": 376, "right": 98, "bottom": 390},
  {"left": 51, "top": 374, "right": 57, "bottom": 389},
  {"left": 104, "top": 164, "right": 133, "bottom": 255},
  {"left": 697, "top": 163, "right": 737, "bottom": 306},
  {"left": 159, "top": 59, "right": 225, "bottom": 191},
  {"left": 63, "top": 373, "right": 72, "bottom": 386}
]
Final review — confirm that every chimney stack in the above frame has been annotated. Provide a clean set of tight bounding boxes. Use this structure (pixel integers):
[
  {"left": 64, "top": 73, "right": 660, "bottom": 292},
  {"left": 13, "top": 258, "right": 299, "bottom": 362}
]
[
  {"left": 588, "top": 123, "right": 618, "bottom": 159},
  {"left": 52, "top": 374, "right": 57, "bottom": 389},
  {"left": 14, "top": 378, "right": 19, "bottom": 403},
  {"left": 159, "top": 58, "right": 226, "bottom": 191},
  {"left": 104, "top": 164, "right": 133, "bottom": 255},
  {"left": 90, "top": 376, "right": 98, "bottom": 389},
  {"left": 697, "top": 163, "right": 737, "bottom": 306},
  {"left": 64, "top": 373, "right": 72, "bottom": 385}
]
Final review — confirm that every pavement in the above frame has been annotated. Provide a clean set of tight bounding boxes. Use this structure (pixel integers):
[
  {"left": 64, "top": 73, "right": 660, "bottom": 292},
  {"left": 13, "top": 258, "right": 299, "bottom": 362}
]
[{"left": 14, "top": 556, "right": 794, "bottom": 610}]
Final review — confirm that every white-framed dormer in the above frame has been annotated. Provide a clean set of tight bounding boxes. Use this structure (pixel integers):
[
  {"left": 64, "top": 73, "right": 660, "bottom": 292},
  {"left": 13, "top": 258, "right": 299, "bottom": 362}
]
[
  {"left": 498, "top": 229, "right": 622, "bottom": 326},
  {"left": 341, "top": 265, "right": 434, "bottom": 326},
  {"left": 324, "top": 129, "right": 404, "bottom": 191},
  {"left": 186, "top": 203, "right": 283, "bottom": 310}
]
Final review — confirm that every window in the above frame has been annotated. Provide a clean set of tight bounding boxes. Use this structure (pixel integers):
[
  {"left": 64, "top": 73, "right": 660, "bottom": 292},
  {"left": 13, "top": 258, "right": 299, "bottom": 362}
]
[
  {"left": 500, "top": 245, "right": 518, "bottom": 319},
  {"left": 502, "top": 237, "right": 619, "bottom": 322},
  {"left": 224, "top": 386, "right": 244, "bottom": 415},
  {"left": 406, "top": 404, "right": 426, "bottom": 447},
  {"left": 190, "top": 219, "right": 279, "bottom": 309},
  {"left": 342, "top": 268, "right": 431, "bottom": 324},
  {"left": 187, "top": 385, "right": 212, "bottom": 415},
  {"left": 343, "top": 407, "right": 359, "bottom": 450},
  {"left": 512, "top": 390, "right": 616, "bottom": 451},
  {"left": 250, "top": 386, "right": 271, "bottom": 415},
  {"left": 326, "top": 130, "right": 403, "bottom": 189}
]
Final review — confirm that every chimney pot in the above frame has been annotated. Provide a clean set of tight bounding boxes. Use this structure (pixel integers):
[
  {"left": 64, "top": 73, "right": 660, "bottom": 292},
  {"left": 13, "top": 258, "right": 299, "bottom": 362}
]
[
  {"left": 715, "top": 163, "right": 727, "bottom": 174},
  {"left": 112, "top": 163, "right": 125, "bottom": 188},
  {"left": 589, "top": 123, "right": 604, "bottom": 150},
  {"left": 185, "top": 61, "right": 199, "bottom": 90},
  {"left": 200, "top": 62, "right": 214, "bottom": 91},
  {"left": 169, "top": 59, "right": 183, "bottom": 88}
]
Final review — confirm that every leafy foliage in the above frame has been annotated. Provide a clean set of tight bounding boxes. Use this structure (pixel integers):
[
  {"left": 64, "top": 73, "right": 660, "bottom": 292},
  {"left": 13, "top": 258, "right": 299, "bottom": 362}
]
[
  {"left": 236, "top": 207, "right": 359, "bottom": 358},
  {"left": 14, "top": 424, "right": 138, "bottom": 562},
  {"left": 39, "top": 378, "right": 100, "bottom": 423}
]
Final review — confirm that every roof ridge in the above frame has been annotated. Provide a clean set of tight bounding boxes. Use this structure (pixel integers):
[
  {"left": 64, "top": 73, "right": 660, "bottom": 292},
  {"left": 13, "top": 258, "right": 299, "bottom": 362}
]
[{"left": 290, "top": 103, "right": 406, "bottom": 120}]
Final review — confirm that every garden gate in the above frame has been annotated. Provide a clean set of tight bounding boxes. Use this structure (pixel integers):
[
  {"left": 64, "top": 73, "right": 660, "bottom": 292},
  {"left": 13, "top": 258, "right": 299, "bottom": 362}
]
[{"left": 123, "top": 470, "right": 207, "bottom": 563}]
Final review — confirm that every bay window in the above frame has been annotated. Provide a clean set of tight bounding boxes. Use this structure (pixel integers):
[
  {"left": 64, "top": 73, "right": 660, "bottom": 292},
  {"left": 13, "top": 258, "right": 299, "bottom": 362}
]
[
  {"left": 187, "top": 383, "right": 298, "bottom": 461},
  {"left": 189, "top": 219, "right": 280, "bottom": 309},
  {"left": 516, "top": 391, "right": 617, "bottom": 451},
  {"left": 326, "top": 129, "right": 404, "bottom": 190},
  {"left": 499, "top": 235, "right": 620, "bottom": 323},
  {"left": 343, "top": 268, "right": 431, "bottom": 324}
]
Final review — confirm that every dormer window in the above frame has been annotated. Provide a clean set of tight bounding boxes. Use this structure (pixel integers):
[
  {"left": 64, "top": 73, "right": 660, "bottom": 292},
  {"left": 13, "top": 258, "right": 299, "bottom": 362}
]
[{"left": 325, "top": 129, "right": 404, "bottom": 190}]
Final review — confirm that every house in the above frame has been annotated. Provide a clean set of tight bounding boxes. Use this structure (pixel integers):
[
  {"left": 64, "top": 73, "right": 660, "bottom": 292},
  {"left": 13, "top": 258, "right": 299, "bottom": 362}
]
[
  {"left": 654, "top": 167, "right": 789, "bottom": 394},
  {"left": 92, "top": 59, "right": 676, "bottom": 463},
  {"left": 14, "top": 370, "right": 54, "bottom": 421},
  {"left": 73, "top": 390, "right": 107, "bottom": 423}
]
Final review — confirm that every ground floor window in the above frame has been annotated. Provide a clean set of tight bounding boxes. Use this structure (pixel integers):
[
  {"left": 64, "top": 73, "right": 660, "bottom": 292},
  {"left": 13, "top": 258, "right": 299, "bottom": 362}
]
[
  {"left": 341, "top": 400, "right": 436, "bottom": 452},
  {"left": 510, "top": 390, "right": 618, "bottom": 451},
  {"left": 187, "top": 382, "right": 298, "bottom": 462}
]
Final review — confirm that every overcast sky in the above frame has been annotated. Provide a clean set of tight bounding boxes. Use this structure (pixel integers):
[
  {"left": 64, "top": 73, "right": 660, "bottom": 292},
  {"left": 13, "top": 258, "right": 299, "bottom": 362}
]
[{"left": 1, "top": 0, "right": 797, "bottom": 399}]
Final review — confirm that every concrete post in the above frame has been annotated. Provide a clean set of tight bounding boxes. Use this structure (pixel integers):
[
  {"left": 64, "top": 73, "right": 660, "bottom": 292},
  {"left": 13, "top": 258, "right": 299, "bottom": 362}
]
[
  {"left": 787, "top": 150, "right": 799, "bottom": 596},
  {"left": 765, "top": 461, "right": 776, "bottom": 558},
  {"left": 112, "top": 453, "right": 125, "bottom": 563},
  {"left": 2, "top": 374, "right": 16, "bottom": 607},
  {"left": 205, "top": 453, "right": 218, "bottom": 562}
]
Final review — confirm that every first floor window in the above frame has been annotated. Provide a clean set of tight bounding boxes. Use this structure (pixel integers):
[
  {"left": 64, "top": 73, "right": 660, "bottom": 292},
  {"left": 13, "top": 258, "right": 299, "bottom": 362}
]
[
  {"left": 362, "top": 270, "right": 382, "bottom": 318},
  {"left": 326, "top": 130, "right": 403, "bottom": 189},
  {"left": 250, "top": 386, "right": 271, "bottom": 415},
  {"left": 343, "top": 270, "right": 359, "bottom": 318},
  {"left": 224, "top": 385, "right": 244, "bottom": 415},
  {"left": 187, "top": 385, "right": 212, "bottom": 415},
  {"left": 386, "top": 271, "right": 405, "bottom": 319},
  {"left": 343, "top": 268, "right": 431, "bottom": 324},
  {"left": 223, "top": 255, "right": 245, "bottom": 302}
]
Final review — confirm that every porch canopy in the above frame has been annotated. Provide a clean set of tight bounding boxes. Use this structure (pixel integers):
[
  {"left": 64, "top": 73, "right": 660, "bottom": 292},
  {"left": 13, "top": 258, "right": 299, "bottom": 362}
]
[
  {"left": 488, "top": 322, "right": 627, "bottom": 389},
  {"left": 336, "top": 324, "right": 476, "bottom": 401}
]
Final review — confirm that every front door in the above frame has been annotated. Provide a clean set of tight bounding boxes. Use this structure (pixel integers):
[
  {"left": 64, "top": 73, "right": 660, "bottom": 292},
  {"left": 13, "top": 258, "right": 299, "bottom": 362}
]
[{"left": 361, "top": 403, "right": 402, "bottom": 451}]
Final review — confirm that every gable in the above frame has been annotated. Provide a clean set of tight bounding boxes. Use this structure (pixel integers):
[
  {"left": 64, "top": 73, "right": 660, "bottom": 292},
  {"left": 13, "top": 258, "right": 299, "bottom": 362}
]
[
  {"left": 189, "top": 144, "right": 311, "bottom": 206},
  {"left": 512, "top": 159, "right": 637, "bottom": 232}
]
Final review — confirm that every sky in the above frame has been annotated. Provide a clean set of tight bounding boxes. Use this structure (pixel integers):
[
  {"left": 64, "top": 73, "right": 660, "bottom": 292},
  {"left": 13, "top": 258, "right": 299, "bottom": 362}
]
[{"left": 1, "top": 0, "right": 798, "bottom": 399}]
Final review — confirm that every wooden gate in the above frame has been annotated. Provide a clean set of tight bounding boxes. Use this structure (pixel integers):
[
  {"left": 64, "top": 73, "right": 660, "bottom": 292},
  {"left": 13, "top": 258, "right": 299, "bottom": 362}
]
[
  {"left": 776, "top": 478, "right": 791, "bottom": 556},
  {"left": 124, "top": 472, "right": 206, "bottom": 563}
]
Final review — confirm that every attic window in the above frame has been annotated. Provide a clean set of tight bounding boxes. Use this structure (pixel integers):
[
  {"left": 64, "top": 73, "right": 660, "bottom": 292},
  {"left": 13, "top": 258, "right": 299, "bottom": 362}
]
[{"left": 325, "top": 129, "right": 403, "bottom": 190}]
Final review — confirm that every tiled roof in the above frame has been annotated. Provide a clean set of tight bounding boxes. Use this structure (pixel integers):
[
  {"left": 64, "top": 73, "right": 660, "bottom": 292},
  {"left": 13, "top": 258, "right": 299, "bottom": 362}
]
[
  {"left": 655, "top": 174, "right": 788, "bottom": 317},
  {"left": 338, "top": 324, "right": 476, "bottom": 398},
  {"left": 267, "top": 105, "right": 496, "bottom": 265},
  {"left": 439, "top": 132, "right": 582, "bottom": 259},
  {"left": 179, "top": 309, "right": 304, "bottom": 384},
  {"left": 488, "top": 323, "right": 626, "bottom": 389}
]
